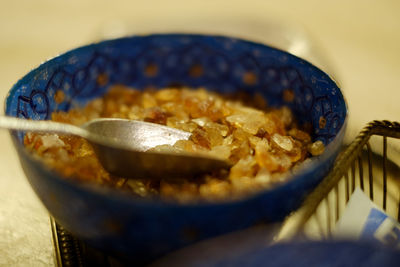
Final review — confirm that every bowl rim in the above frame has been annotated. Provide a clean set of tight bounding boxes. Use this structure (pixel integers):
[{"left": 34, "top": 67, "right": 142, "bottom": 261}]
[{"left": 4, "top": 33, "right": 348, "bottom": 208}]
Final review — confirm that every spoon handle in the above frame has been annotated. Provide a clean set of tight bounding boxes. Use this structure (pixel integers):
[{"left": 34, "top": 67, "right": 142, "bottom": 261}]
[{"left": 0, "top": 116, "right": 88, "bottom": 137}]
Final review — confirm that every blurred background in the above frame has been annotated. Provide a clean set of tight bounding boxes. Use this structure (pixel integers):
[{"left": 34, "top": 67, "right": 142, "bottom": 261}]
[{"left": 0, "top": 0, "right": 399, "bottom": 266}]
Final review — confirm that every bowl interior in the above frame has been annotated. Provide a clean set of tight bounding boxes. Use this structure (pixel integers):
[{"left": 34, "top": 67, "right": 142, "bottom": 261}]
[{"left": 5, "top": 34, "right": 346, "bottom": 146}]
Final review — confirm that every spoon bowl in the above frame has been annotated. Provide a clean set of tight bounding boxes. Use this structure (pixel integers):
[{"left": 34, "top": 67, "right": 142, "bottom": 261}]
[
  {"left": 0, "top": 116, "right": 230, "bottom": 178},
  {"left": 84, "top": 119, "right": 231, "bottom": 178}
]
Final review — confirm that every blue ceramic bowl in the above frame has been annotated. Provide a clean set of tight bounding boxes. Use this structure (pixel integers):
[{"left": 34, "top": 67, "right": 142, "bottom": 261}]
[{"left": 5, "top": 34, "right": 347, "bottom": 264}]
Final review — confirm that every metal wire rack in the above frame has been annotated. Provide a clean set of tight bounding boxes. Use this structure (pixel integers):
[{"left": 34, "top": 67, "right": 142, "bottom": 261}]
[{"left": 276, "top": 120, "right": 400, "bottom": 241}]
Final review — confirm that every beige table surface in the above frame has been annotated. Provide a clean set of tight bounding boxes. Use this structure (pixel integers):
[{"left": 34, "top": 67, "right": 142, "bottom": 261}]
[{"left": 0, "top": 0, "right": 399, "bottom": 266}]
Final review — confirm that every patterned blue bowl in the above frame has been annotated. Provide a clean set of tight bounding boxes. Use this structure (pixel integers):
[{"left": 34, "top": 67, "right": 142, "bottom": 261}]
[{"left": 5, "top": 34, "right": 347, "bottom": 264}]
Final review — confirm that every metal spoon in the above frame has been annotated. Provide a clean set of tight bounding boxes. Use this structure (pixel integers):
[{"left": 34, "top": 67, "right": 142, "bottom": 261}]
[{"left": 0, "top": 116, "right": 230, "bottom": 179}]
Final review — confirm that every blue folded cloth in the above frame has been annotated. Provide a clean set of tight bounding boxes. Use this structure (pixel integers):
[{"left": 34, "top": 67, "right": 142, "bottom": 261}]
[{"left": 153, "top": 240, "right": 400, "bottom": 267}]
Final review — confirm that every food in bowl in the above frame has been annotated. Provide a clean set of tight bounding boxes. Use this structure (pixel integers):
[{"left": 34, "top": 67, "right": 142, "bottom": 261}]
[
  {"left": 6, "top": 34, "right": 346, "bottom": 263},
  {"left": 24, "top": 85, "right": 324, "bottom": 203}
]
